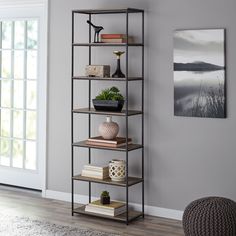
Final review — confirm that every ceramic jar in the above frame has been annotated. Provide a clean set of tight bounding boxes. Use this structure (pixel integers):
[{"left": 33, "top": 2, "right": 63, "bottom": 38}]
[
  {"left": 109, "top": 159, "right": 126, "bottom": 182},
  {"left": 98, "top": 116, "right": 119, "bottom": 140}
]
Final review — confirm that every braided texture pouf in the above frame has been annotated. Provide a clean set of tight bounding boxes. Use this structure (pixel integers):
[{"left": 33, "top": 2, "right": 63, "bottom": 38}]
[{"left": 183, "top": 197, "right": 236, "bottom": 236}]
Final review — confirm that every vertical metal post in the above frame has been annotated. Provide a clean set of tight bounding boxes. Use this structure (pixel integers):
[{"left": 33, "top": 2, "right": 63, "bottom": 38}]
[
  {"left": 125, "top": 10, "right": 129, "bottom": 225},
  {"left": 141, "top": 11, "right": 145, "bottom": 218},
  {"left": 88, "top": 13, "right": 92, "bottom": 203},
  {"left": 71, "top": 11, "right": 75, "bottom": 216}
]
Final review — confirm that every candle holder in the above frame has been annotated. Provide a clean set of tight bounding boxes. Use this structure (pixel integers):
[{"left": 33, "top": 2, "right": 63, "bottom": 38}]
[
  {"left": 112, "top": 51, "right": 125, "bottom": 78},
  {"left": 109, "top": 159, "right": 126, "bottom": 182}
]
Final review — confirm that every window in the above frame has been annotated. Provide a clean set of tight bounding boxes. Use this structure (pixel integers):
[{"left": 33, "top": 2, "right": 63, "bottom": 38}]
[{"left": 0, "top": 19, "right": 38, "bottom": 170}]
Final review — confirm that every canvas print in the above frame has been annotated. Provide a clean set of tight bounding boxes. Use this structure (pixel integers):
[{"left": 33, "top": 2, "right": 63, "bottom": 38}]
[{"left": 174, "top": 29, "right": 226, "bottom": 118}]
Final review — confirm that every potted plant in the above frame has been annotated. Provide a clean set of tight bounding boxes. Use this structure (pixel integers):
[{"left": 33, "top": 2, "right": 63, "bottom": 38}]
[
  {"left": 100, "top": 190, "right": 110, "bottom": 205},
  {"left": 93, "top": 86, "right": 124, "bottom": 112}
]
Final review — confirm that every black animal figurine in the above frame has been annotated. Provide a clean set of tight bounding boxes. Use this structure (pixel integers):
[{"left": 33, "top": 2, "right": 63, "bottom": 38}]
[{"left": 87, "top": 20, "right": 104, "bottom": 43}]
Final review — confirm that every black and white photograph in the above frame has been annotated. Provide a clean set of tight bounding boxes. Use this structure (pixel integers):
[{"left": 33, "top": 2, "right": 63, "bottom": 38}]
[{"left": 174, "top": 29, "right": 226, "bottom": 118}]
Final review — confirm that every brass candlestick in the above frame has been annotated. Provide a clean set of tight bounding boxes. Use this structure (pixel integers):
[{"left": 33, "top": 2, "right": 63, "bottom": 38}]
[{"left": 112, "top": 51, "right": 125, "bottom": 78}]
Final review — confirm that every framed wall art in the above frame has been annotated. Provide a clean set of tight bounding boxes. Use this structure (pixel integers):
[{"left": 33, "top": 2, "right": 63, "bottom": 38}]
[{"left": 174, "top": 29, "right": 226, "bottom": 118}]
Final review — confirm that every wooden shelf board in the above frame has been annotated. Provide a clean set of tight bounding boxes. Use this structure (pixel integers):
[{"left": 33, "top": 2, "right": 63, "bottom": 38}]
[
  {"left": 73, "top": 43, "right": 143, "bottom": 47},
  {"left": 73, "top": 8, "right": 144, "bottom": 14},
  {"left": 73, "top": 175, "right": 143, "bottom": 187},
  {"left": 72, "top": 108, "right": 142, "bottom": 116},
  {"left": 73, "top": 140, "right": 143, "bottom": 152},
  {"left": 72, "top": 76, "right": 143, "bottom": 81},
  {"left": 73, "top": 205, "right": 143, "bottom": 222}
]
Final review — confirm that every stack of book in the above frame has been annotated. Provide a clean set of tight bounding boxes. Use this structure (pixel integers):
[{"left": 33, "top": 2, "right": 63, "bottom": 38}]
[
  {"left": 85, "top": 200, "right": 126, "bottom": 217},
  {"left": 81, "top": 164, "right": 109, "bottom": 179},
  {"left": 100, "top": 34, "right": 133, "bottom": 43},
  {"left": 86, "top": 136, "right": 132, "bottom": 148}
]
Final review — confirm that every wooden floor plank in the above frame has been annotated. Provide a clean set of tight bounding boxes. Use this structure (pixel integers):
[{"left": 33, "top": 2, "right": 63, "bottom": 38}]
[{"left": 0, "top": 185, "right": 184, "bottom": 236}]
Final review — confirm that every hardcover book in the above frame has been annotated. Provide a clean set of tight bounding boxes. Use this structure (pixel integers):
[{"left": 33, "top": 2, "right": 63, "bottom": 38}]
[
  {"left": 90, "top": 200, "right": 125, "bottom": 209},
  {"left": 85, "top": 141, "right": 132, "bottom": 148},
  {"left": 101, "top": 34, "right": 126, "bottom": 39},
  {"left": 87, "top": 136, "right": 132, "bottom": 145},
  {"left": 101, "top": 37, "right": 133, "bottom": 43},
  {"left": 85, "top": 200, "right": 126, "bottom": 216},
  {"left": 83, "top": 164, "right": 109, "bottom": 172},
  {"left": 81, "top": 170, "right": 109, "bottom": 179}
]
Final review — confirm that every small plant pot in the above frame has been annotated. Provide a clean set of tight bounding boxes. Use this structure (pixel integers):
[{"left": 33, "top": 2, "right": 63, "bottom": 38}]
[
  {"left": 92, "top": 99, "right": 124, "bottom": 112},
  {"left": 100, "top": 196, "right": 110, "bottom": 205}
]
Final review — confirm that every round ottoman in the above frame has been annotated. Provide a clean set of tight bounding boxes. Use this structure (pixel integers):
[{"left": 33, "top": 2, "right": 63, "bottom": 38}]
[{"left": 183, "top": 197, "right": 236, "bottom": 236}]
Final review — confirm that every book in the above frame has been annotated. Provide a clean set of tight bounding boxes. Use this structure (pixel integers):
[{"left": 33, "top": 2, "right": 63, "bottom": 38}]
[
  {"left": 85, "top": 200, "right": 126, "bottom": 216},
  {"left": 90, "top": 200, "right": 125, "bottom": 209},
  {"left": 83, "top": 164, "right": 109, "bottom": 172},
  {"left": 81, "top": 164, "right": 109, "bottom": 179},
  {"left": 85, "top": 206, "right": 126, "bottom": 216},
  {"left": 101, "top": 37, "right": 133, "bottom": 43},
  {"left": 87, "top": 136, "right": 132, "bottom": 145},
  {"left": 101, "top": 34, "right": 126, "bottom": 39},
  {"left": 101, "top": 38, "right": 127, "bottom": 43},
  {"left": 86, "top": 140, "right": 132, "bottom": 148},
  {"left": 81, "top": 169, "right": 109, "bottom": 176},
  {"left": 81, "top": 170, "right": 109, "bottom": 179},
  {"left": 83, "top": 168, "right": 108, "bottom": 174}
]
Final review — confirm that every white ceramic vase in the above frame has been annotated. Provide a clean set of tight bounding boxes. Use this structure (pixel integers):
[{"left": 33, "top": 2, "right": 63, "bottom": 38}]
[
  {"left": 109, "top": 159, "right": 126, "bottom": 181},
  {"left": 98, "top": 116, "right": 119, "bottom": 140}
]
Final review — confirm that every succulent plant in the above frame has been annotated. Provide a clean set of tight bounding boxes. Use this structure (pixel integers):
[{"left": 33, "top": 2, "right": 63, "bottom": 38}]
[
  {"left": 101, "top": 191, "right": 110, "bottom": 197},
  {"left": 95, "top": 87, "right": 124, "bottom": 101}
]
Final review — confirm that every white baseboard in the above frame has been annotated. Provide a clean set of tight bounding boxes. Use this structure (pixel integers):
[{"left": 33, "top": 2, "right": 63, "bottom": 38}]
[{"left": 45, "top": 190, "right": 183, "bottom": 221}]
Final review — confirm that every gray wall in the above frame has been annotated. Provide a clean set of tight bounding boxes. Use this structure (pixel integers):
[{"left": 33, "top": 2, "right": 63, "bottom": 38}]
[{"left": 48, "top": 0, "right": 236, "bottom": 211}]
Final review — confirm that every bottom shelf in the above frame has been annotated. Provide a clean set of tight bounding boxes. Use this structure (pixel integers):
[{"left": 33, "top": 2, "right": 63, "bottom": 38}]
[{"left": 73, "top": 205, "right": 143, "bottom": 223}]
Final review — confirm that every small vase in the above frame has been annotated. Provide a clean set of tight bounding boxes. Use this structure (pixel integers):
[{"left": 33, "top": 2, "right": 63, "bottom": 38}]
[
  {"left": 98, "top": 116, "right": 119, "bottom": 140},
  {"left": 112, "top": 51, "right": 125, "bottom": 78}
]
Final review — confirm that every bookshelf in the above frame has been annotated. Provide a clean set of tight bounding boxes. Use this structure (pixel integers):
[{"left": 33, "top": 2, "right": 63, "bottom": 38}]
[{"left": 71, "top": 8, "right": 144, "bottom": 224}]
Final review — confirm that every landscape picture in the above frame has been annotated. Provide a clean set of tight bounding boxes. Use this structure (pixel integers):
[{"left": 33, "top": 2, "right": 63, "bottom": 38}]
[{"left": 174, "top": 29, "right": 226, "bottom": 118}]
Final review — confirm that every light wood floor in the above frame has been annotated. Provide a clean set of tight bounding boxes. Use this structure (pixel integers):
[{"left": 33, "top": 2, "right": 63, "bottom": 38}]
[{"left": 0, "top": 185, "right": 184, "bottom": 236}]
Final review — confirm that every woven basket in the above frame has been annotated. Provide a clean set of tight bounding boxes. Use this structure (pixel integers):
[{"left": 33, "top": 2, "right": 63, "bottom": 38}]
[{"left": 183, "top": 197, "right": 236, "bottom": 236}]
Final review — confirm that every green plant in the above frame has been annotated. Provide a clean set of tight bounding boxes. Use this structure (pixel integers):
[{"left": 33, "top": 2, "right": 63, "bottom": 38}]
[
  {"left": 95, "top": 87, "right": 124, "bottom": 101},
  {"left": 101, "top": 191, "right": 110, "bottom": 197}
]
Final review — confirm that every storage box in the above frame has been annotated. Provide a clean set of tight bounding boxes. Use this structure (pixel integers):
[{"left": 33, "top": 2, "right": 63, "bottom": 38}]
[{"left": 85, "top": 65, "right": 110, "bottom": 78}]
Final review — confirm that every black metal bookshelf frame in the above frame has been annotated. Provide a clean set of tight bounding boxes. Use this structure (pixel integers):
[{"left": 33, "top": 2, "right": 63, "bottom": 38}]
[{"left": 71, "top": 8, "right": 144, "bottom": 224}]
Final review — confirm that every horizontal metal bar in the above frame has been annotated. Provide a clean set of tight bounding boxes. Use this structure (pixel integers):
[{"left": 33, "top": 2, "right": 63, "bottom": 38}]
[
  {"left": 72, "top": 8, "right": 144, "bottom": 15},
  {"left": 72, "top": 43, "right": 144, "bottom": 47},
  {"left": 72, "top": 76, "right": 143, "bottom": 81}
]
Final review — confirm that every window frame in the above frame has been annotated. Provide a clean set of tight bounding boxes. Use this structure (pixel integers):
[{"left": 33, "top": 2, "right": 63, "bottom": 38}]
[{"left": 0, "top": 0, "right": 48, "bottom": 196}]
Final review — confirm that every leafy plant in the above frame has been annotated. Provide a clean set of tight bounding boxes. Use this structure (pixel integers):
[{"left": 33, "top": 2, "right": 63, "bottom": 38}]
[
  {"left": 95, "top": 87, "right": 124, "bottom": 101},
  {"left": 101, "top": 191, "right": 110, "bottom": 197}
]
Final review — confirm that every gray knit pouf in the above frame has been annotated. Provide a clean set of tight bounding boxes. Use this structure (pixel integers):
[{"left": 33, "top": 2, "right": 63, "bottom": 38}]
[{"left": 182, "top": 197, "right": 236, "bottom": 236}]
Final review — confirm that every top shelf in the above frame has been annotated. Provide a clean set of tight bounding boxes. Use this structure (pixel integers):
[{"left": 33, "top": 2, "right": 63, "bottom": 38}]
[
  {"left": 72, "top": 8, "right": 144, "bottom": 15},
  {"left": 73, "top": 43, "right": 143, "bottom": 47}
]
